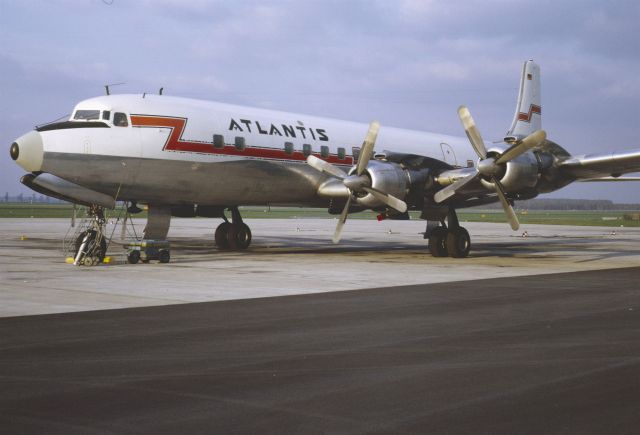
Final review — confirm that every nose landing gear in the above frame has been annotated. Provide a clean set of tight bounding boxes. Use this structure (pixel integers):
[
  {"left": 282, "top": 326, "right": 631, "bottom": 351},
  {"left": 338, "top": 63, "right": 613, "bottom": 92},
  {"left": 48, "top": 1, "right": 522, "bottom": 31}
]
[
  {"left": 72, "top": 205, "right": 107, "bottom": 266},
  {"left": 214, "top": 207, "right": 252, "bottom": 251}
]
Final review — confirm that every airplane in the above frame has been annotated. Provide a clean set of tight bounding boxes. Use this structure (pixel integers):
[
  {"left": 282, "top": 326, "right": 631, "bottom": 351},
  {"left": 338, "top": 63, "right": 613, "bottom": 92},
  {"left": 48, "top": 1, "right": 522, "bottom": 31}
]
[{"left": 9, "top": 60, "right": 640, "bottom": 261}]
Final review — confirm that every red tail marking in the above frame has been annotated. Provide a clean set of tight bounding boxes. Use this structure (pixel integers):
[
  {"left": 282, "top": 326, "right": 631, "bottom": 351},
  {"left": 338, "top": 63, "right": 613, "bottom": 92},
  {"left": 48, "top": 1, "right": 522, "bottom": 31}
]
[{"left": 517, "top": 104, "right": 542, "bottom": 122}]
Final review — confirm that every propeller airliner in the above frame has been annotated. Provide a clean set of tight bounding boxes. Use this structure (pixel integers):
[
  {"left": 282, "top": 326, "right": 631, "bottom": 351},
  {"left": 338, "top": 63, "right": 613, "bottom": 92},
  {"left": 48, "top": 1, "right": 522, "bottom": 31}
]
[{"left": 10, "top": 60, "right": 640, "bottom": 260}]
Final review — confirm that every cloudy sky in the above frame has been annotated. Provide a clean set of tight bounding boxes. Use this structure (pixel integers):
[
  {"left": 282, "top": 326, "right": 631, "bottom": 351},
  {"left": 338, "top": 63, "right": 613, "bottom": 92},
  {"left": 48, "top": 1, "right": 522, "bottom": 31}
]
[{"left": 1, "top": 0, "right": 639, "bottom": 201}]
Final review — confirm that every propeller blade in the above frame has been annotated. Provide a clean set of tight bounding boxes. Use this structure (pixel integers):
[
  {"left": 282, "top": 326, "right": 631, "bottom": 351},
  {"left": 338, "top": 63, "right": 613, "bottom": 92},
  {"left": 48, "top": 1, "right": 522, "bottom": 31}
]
[
  {"left": 362, "top": 187, "right": 408, "bottom": 212},
  {"left": 433, "top": 172, "right": 478, "bottom": 203},
  {"left": 492, "top": 177, "right": 520, "bottom": 231},
  {"left": 495, "top": 130, "right": 547, "bottom": 164},
  {"left": 332, "top": 195, "right": 352, "bottom": 244},
  {"left": 307, "top": 155, "right": 347, "bottom": 179},
  {"left": 355, "top": 121, "right": 380, "bottom": 176},
  {"left": 457, "top": 106, "right": 487, "bottom": 159}
]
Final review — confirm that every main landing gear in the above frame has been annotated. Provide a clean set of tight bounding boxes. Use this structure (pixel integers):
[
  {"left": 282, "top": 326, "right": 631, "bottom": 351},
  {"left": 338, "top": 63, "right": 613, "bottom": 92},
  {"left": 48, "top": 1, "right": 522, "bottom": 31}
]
[
  {"left": 214, "top": 207, "right": 252, "bottom": 251},
  {"left": 427, "top": 208, "right": 471, "bottom": 258}
]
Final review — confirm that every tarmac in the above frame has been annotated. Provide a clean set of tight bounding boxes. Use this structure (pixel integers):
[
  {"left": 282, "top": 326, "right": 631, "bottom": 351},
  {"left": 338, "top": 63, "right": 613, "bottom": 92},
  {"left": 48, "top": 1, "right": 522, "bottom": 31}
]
[
  {"left": 1, "top": 218, "right": 640, "bottom": 433},
  {"left": 1, "top": 218, "right": 639, "bottom": 317}
]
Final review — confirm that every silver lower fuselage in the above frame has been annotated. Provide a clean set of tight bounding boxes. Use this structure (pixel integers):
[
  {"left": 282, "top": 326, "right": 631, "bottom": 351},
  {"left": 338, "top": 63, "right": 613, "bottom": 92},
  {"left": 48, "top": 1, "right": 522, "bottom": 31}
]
[{"left": 42, "top": 151, "right": 335, "bottom": 207}]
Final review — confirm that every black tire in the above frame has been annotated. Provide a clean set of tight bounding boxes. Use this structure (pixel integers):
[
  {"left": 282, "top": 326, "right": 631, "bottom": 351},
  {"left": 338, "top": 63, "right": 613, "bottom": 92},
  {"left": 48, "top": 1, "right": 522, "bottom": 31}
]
[
  {"left": 446, "top": 227, "right": 471, "bottom": 258},
  {"left": 428, "top": 227, "right": 448, "bottom": 257},
  {"left": 227, "top": 223, "right": 252, "bottom": 250},
  {"left": 74, "top": 230, "right": 107, "bottom": 261},
  {"left": 127, "top": 250, "right": 140, "bottom": 264},
  {"left": 158, "top": 249, "right": 170, "bottom": 263},
  {"left": 215, "top": 222, "right": 231, "bottom": 250}
]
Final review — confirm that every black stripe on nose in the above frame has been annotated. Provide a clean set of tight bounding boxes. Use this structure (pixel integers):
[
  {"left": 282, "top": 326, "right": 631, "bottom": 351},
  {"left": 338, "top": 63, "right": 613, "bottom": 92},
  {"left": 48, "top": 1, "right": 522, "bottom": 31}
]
[{"left": 10, "top": 142, "right": 19, "bottom": 161}]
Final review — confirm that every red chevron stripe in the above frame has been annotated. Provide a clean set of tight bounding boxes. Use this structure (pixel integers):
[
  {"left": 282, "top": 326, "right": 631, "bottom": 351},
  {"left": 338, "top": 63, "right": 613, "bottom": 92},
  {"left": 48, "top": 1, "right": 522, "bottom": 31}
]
[
  {"left": 130, "top": 115, "right": 353, "bottom": 165},
  {"left": 517, "top": 104, "right": 542, "bottom": 122}
]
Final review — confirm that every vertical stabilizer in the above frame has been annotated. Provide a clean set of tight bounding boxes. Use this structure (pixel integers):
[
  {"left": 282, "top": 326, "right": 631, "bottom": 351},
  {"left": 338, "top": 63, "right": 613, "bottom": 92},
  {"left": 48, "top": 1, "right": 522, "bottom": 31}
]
[{"left": 506, "top": 60, "right": 541, "bottom": 140}]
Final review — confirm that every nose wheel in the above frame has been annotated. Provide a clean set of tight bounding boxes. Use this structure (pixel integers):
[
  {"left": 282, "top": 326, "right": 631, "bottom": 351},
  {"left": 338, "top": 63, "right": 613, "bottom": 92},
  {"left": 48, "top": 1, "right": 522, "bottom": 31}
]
[
  {"left": 74, "top": 230, "right": 107, "bottom": 264},
  {"left": 72, "top": 205, "right": 107, "bottom": 266},
  {"left": 215, "top": 207, "right": 252, "bottom": 251}
]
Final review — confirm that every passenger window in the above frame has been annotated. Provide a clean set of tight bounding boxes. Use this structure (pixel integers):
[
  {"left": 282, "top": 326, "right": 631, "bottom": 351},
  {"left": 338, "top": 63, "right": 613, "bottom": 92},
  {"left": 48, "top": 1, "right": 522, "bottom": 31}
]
[
  {"left": 284, "top": 141, "right": 294, "bottom": 155},
  {"left": 114, "top": 112, "right": 128, "bottom": 127},
  {"left": 213, "top": 134, "right": 225, "bottom": 149},
  {"left": 337, "top": 147, "right": 346, "bottom": 160},
  {"left": 320, "top": 145, "right": 329, "bottom": 158},
  {"left": 234, "top": 136, "right": 246, "bottom": 151},
  {"left": 303, "top": 144, "right": 312, "bottom": 156},
  {"left": 102, "top": 111, "right": 111, "bottom": 120}
]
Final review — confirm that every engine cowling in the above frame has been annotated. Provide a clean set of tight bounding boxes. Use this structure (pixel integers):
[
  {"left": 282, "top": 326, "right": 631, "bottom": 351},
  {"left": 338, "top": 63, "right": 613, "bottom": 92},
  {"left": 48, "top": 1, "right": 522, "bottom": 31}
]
[
  {"left": 479, "top": 147, "right": 539, "bottom": 194},
  {"left": 350, "top": 160, "right": 410, "bottom": 209}
]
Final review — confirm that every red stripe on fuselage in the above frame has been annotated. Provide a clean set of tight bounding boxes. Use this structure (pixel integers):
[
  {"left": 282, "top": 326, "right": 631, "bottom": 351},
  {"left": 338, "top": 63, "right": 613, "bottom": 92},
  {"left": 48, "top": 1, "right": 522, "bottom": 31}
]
[{"left": 130, "top": 115, "right": 354, "bottom": 165}]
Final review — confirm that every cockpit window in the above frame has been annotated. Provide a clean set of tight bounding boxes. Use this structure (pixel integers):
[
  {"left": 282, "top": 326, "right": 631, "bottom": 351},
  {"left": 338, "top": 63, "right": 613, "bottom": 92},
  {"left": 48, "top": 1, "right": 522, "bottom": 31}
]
[
  {"left": 74, "top": 110, "right": 100, "bottom": 120},
  {"left": 113, "top": 112, "right": 129, "bottom": 127},
  {"left": 102, "top": 111, "right": 111, "bottom": 120}
]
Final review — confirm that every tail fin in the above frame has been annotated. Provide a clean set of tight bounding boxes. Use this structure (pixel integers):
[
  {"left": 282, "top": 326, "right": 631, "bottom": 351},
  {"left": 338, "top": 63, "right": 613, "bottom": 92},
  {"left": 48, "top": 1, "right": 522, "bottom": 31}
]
[{"left": 505, "top": 60, "right": 541, "bottom": 140}]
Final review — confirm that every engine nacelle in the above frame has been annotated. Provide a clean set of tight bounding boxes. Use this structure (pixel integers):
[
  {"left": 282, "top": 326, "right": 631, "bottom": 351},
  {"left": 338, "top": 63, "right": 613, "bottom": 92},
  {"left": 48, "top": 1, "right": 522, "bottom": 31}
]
[
  {"left": 350, "top": 160, "right": 410, "bottom": 209},
  {"left": 480, "top": 152, "right": 539, "bottom": 193}
]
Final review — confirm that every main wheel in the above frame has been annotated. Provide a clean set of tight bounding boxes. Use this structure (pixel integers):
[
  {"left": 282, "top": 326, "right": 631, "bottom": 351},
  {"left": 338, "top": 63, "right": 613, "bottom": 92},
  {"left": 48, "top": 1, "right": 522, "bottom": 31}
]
[
  {"left": 74, "top": 230, "right": 107, "bottom": 262},
  {"left": 215, "top": 222, "right": 231, "bottom": 250},
  {"left": 428, "top": 227, "right": 448, "bottom": 257},
  {"left": 227, "top": 223, "right": 252, "bottom": 250},
  {"left": 446, "top": 227, "right": 471, "bottom": 258}
]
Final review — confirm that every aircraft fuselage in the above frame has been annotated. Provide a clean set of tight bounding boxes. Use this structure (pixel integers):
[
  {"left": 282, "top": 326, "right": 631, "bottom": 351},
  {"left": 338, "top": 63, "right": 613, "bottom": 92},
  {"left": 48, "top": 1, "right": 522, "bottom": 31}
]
[{"left": 16, "top": 94, "right": 473, "bottom": 207}]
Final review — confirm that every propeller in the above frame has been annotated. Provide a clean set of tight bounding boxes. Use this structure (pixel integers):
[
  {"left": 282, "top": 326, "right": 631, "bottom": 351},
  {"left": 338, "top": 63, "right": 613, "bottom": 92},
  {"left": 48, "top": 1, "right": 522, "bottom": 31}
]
[
  {"left": 434, "top": 106, "right": 547, "bottom": 231},
  {"left": 307, "top": 121, "right": 407, "bottom": 243}
]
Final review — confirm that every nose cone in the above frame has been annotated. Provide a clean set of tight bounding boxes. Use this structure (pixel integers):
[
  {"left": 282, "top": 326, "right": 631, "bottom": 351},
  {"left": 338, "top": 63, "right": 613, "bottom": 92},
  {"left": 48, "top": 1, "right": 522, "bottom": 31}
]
[
  {"left": 11, "top": 131, "right": 44, "bottom": 172},
  {"left": 478, "top": 158, "right": 498, "bottom": 177}
]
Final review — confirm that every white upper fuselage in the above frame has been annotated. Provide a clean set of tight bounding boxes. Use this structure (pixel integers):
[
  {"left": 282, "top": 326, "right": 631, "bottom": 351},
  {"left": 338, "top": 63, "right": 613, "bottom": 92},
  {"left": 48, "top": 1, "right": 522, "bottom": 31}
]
[
  {"left": 63, "top": 94, "right": 474, "bottom": 167},
  {"left": 14, "top": 93, "right": 478, "bottom": 207}
]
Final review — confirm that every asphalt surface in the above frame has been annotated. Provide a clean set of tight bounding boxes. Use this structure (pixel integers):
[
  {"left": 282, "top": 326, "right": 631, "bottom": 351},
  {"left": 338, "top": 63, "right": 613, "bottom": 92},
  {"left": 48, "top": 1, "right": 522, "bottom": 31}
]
[{"left": 1, "top": 267, "right": 640, "bottom": 434}]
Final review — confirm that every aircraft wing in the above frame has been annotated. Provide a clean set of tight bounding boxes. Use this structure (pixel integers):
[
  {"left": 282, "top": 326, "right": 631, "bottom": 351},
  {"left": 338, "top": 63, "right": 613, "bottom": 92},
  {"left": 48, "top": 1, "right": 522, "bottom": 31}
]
[
  {"left": 578, "top": 176, "right": 640, "bottom": 182},
  {"left": 559, "top": 148, "right": 640, "bottom": 179}
]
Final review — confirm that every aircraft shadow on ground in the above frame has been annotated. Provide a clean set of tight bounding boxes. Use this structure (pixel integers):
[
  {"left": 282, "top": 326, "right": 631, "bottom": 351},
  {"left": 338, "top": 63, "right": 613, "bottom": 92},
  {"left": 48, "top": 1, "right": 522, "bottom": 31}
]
[
  {"left": 5, "top": 233, "right": 636, "bottom": 266},
  {"left": 131, "top": 234, "right": 640, "bottom": 265}
]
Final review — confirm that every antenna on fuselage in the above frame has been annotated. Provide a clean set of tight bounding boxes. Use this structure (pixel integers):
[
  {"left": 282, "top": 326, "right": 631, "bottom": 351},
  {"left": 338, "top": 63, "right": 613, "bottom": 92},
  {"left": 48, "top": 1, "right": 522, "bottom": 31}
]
[
  {"left": 104, "top": 82, "right": 126, "bottom": 96},
  {"left": 159, "top": 87, "right": 164, "bottom": 95}
]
